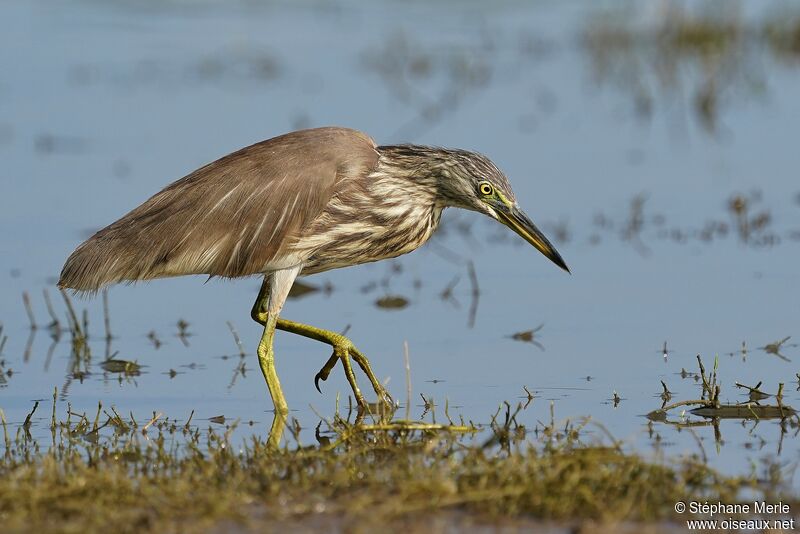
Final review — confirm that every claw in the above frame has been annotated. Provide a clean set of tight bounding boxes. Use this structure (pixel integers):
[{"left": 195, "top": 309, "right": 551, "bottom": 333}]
[
  {"left": 314, "top": 351, "right": 339, "bottom": 394},
  {"left": 314, "top": 373, "right": 324, "bottom": 393}
]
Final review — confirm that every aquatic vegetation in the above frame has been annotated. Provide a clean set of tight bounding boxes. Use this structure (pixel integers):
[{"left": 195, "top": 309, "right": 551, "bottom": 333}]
[
  {"left": 583, "top": 4, "right": 800, "bottom": 134},
  {"left": 648, "top": 355, "right": 796, "bottom": 424},
  {"left": 0, "top": 397, "right": 791, "bottom": 533}
]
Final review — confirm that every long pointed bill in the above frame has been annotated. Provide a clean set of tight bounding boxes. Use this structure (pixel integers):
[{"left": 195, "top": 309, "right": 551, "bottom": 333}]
[{"left": 495, "top": 204, "right": 570, "bottom": 273}]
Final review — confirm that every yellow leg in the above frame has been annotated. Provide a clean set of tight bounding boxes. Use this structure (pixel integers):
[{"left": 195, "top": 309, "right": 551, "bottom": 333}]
[
  {"left": 250, "top": 277, "right": 393, "bottom": 410},
  {"left": 257, "top": 313, "right": 289, "bottom": 414},
  {"left": 250, "top": 278, "right": 289, "bottom": 447}
]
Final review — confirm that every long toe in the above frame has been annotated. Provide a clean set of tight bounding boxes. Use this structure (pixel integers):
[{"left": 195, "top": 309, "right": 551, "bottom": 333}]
[{"left": 313, "top": 351, "right": 340, "bottom": 393}]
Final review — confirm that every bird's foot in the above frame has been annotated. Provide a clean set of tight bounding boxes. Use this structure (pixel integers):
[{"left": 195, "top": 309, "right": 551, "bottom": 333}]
[{"left": 313, "top": 337, "right": 394, "bottom": 409}]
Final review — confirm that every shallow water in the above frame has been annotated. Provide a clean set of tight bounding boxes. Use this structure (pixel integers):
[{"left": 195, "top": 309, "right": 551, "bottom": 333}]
[{"left": 2, "top": 0, "right": 800, "bottom": 486}]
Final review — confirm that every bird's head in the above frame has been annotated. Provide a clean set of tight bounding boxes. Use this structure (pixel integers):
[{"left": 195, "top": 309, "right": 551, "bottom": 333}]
[{"left": 434, "top": 148, "right": 570, "bottom": 273}]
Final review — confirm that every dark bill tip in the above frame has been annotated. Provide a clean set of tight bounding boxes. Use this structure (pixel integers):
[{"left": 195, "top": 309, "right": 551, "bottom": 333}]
[
  {"left": 497, "top": 205, "right": 570, "bottom": 274},
  {"left": 549, "top": 249, "right": 571, "bottom": 274}
]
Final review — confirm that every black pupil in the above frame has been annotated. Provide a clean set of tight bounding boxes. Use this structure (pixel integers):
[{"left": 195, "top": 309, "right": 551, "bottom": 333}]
[{"left": 482, "top": 185, "right": 491, "bottom": 194}]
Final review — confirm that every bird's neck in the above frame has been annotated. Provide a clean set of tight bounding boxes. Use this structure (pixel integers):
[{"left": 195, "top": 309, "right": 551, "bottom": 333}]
[
  {"left": 373, "top": 146, "right": 449, "bottom": 209},
  {"left": 290, "top": 151, "right": 445, "bottom": 274},
  {"left": 371, "top": 152, "right": 442, "bottom": 214}
]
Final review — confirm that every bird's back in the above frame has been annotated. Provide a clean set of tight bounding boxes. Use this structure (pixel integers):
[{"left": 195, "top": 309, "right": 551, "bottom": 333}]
[{"left": 58, "top": 127, "right": 379, "bottom": 292}]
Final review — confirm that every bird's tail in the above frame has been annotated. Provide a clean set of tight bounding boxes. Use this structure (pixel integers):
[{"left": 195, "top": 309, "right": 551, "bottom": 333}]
[{"left": 58, "top": 235, "right": 137, "bottom": 293}]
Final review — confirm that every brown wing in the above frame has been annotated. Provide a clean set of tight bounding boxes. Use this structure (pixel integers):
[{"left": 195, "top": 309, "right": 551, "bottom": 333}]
[{"left": 59, "top": 127, "right": 379, "bottom": 291}]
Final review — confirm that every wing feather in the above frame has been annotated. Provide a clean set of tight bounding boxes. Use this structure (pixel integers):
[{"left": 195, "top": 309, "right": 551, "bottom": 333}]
[{"left": 59, "top": 127, "right": 379, "bottom": 291}]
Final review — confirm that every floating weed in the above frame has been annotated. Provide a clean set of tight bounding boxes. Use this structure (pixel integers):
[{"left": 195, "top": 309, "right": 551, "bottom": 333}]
[
  {"left": 101, "top": 359, "right": 142, "bottom": 376},
  {"left": 648, "top": 355, "right": 797, "bottom": 425},
  {"left": 691, "top": 404, "right": 795, "bottom": 419},
  {"left": 509, "top": 324, "right": 545, "bottom": 351},
  {"left": 374, "top": 295, "right": 410, "bottom": 310}
]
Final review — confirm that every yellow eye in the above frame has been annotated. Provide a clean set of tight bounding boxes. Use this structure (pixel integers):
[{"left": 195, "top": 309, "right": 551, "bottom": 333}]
[{"left": 479, "top": 182, "right": 493, "bottom": 196}]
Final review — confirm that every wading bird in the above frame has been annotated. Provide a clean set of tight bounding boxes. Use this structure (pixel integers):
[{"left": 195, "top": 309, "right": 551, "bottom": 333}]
[{"left": 59, "top": 127, "right": 568, "bottom": 415}]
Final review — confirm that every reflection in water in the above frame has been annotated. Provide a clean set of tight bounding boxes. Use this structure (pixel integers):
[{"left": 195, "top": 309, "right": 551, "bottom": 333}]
[
  {"left": 146, "top": 330, "right": 163, "bottom": 349},
  {"left": 175, "top": 319, "right": 192, "bottom": 347},
  {"left": 509, "top": 324, "right": 545, "bottom": 351},
  {"left": 760, "top": 336, "right": 796, "bottom": 362},
  {"left": 587, "top": 190, "right": 793, "bottom": 251},
  {"left": 363, "top": 31, "right": 492, "bottom": 140},
  {"left": 735, "top": 381, "right": 773, "bottom": 402},
  {"left": 726, "top": 341, "right": 749, "bottom": 361},
  {"left": 583, "top": 4, "right": 800, "bottom": 134}
]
